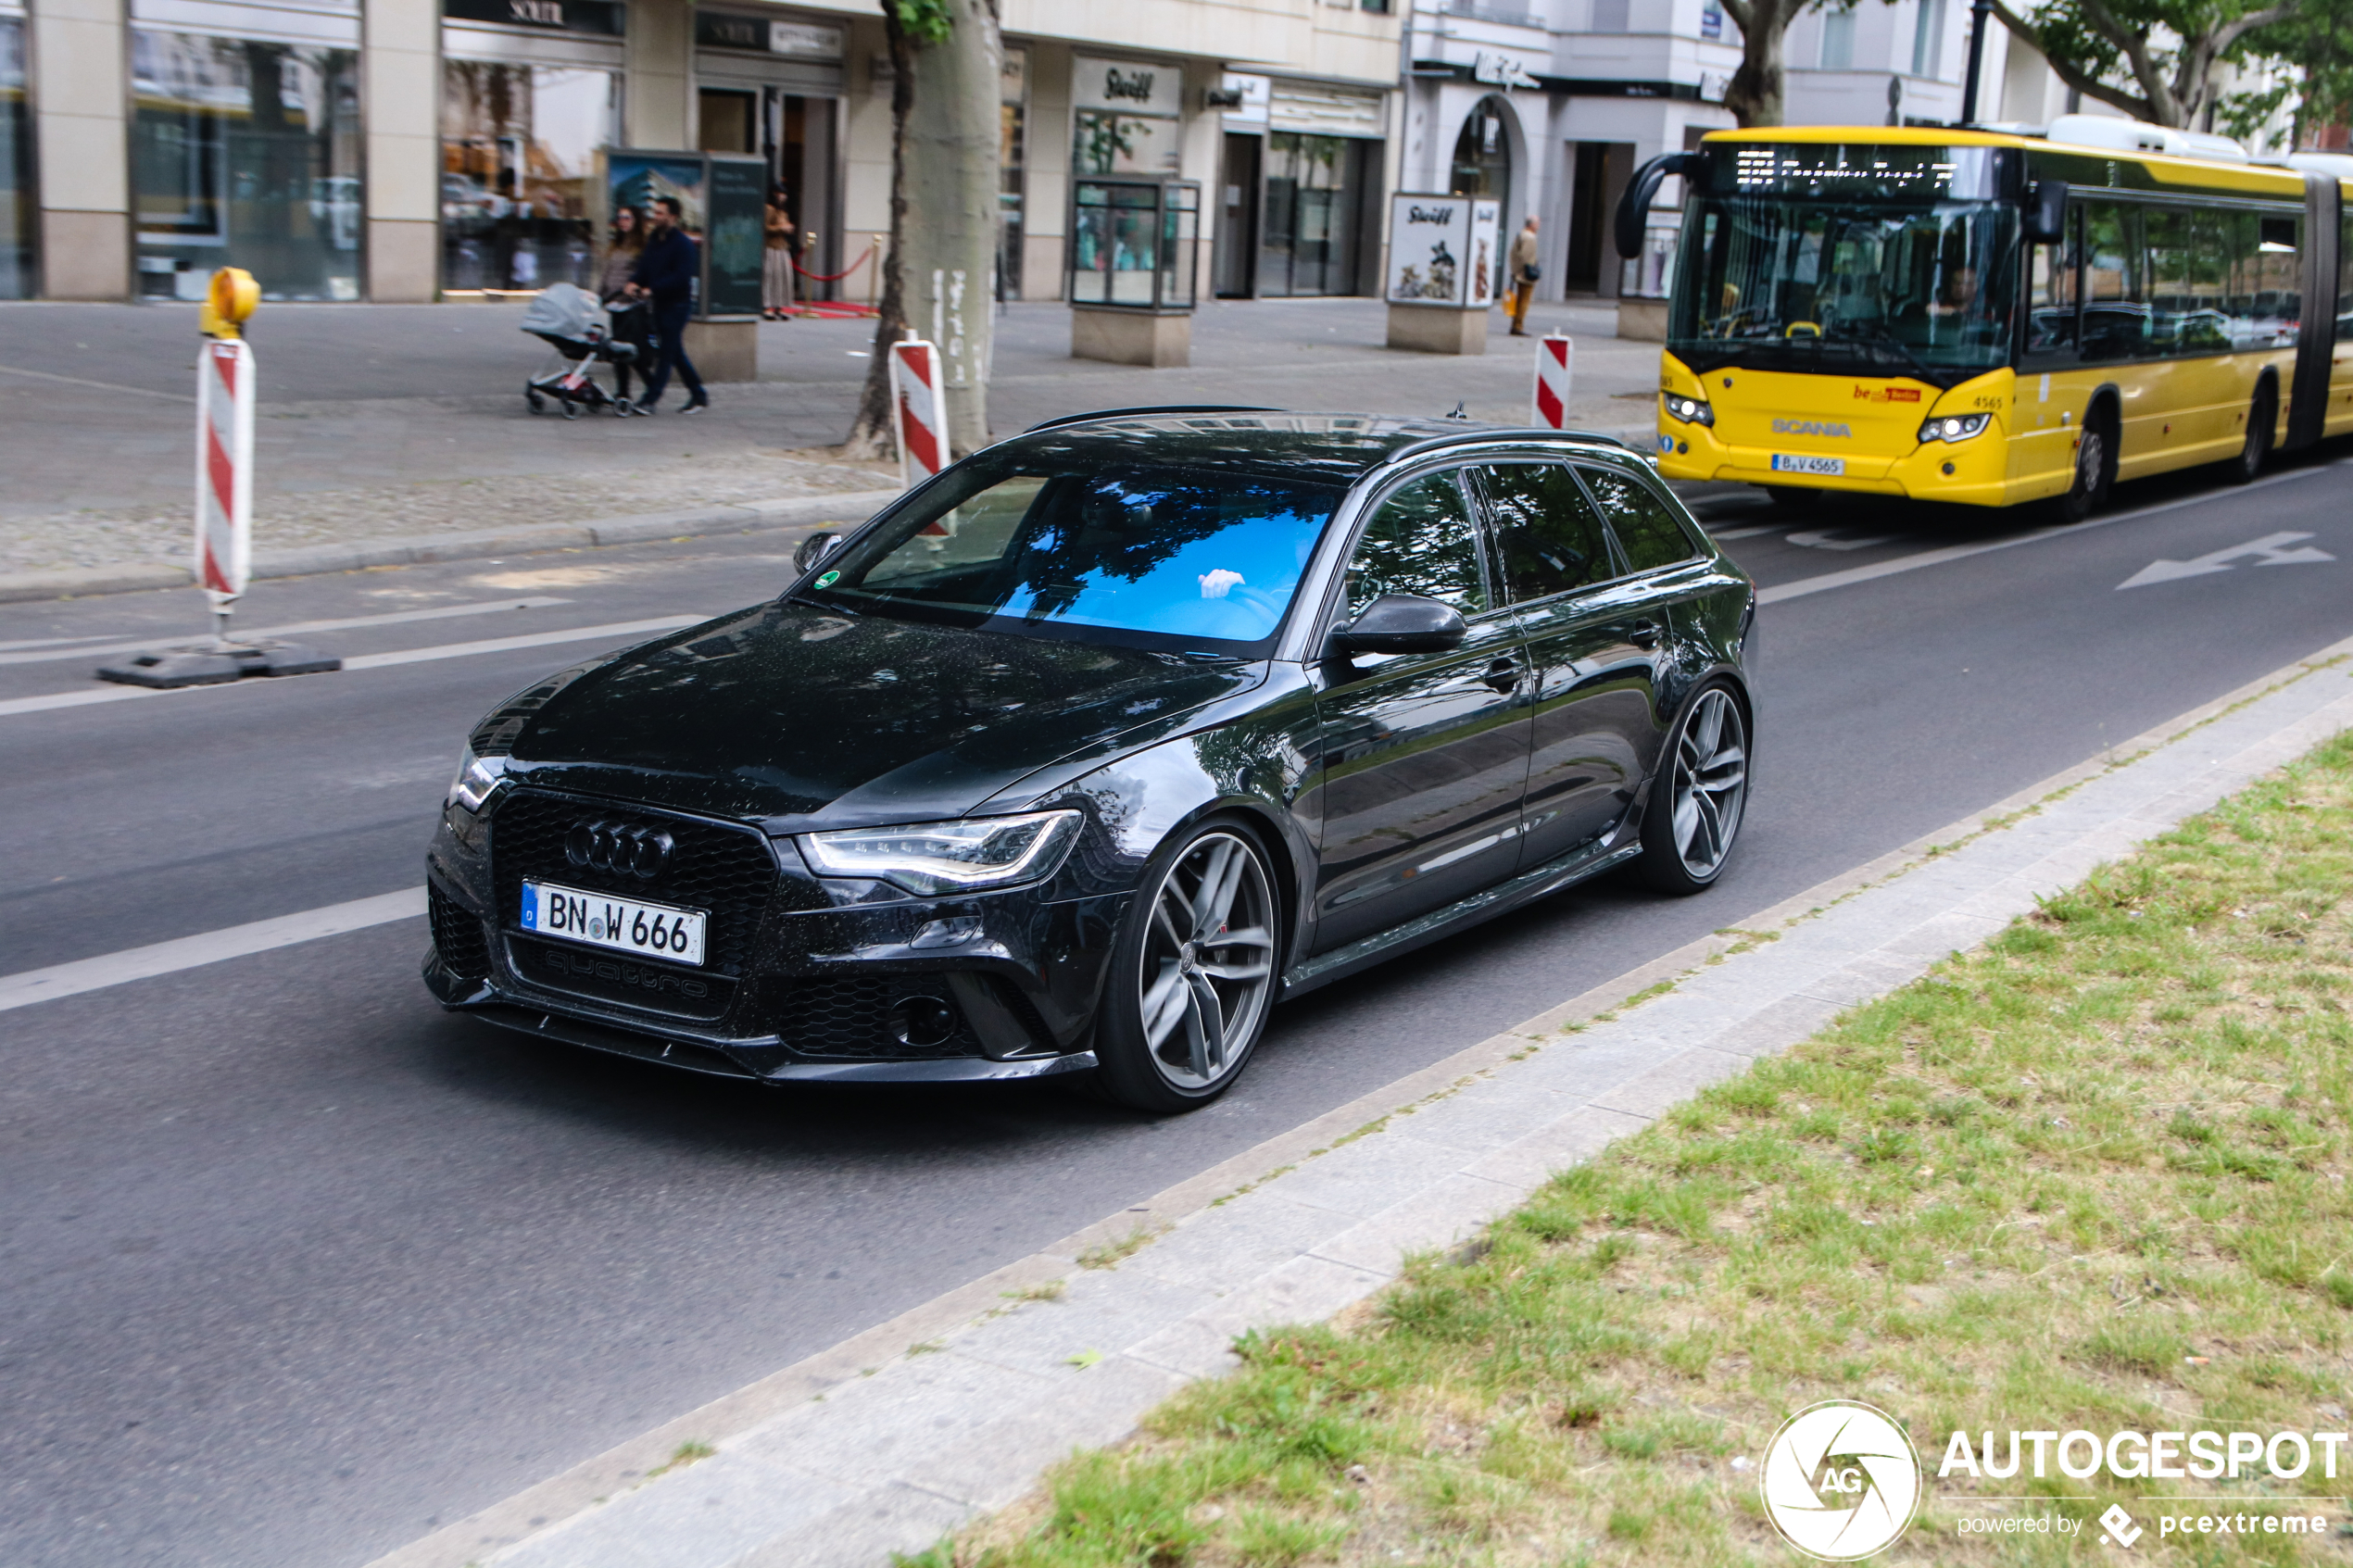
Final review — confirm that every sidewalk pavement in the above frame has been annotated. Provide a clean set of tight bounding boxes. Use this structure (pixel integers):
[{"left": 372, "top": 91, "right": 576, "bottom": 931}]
[
  {"left": 364, "top": 633, "right": 2353, "bottom": 1568},
  {"left": 0, "top": 298, "right": 1658, "bottom": 595}
]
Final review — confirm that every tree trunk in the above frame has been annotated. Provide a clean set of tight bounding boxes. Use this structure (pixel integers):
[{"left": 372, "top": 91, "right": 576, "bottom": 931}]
[
  {"left": 1721, "top": 0, "right": 1793, "bottom": 129},
  {"left": 844, "top": 0, "right": 1001, "bottom": 462}
]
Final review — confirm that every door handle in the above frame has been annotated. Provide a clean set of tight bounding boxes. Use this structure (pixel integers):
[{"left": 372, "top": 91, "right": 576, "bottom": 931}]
[
  {"left": 1628, "top": 621, "right": 1662, "bottom": 650},
  {"left": 1479, "top": 657, "right": 1522, "bottom": 695}
]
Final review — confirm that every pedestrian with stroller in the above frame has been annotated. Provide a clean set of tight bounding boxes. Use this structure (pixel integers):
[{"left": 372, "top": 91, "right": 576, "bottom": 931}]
[
  {"left": 763, "top": 184, "right": 797, "bottom": 320},
  {"left": 626, "top": 196, "right": 708, "bottom": 415},
  {"left": 598, "top": 205, "right": 650, "bottom": 407}
]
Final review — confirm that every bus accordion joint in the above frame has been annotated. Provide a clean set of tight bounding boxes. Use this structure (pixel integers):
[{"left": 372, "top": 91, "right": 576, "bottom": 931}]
[{"left": 1784, "top": 321, "right": 1823, "bottom": 339}]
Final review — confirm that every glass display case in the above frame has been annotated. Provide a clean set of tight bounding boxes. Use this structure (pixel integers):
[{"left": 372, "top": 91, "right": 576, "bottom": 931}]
[{"left": 1070, "top": 178, "right": 1198, "bottom": 312}]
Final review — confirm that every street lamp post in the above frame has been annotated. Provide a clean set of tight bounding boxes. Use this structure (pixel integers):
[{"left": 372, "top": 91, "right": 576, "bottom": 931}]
[{"left": 1958, "top": 0, "right": 1994, "bottom": 125}]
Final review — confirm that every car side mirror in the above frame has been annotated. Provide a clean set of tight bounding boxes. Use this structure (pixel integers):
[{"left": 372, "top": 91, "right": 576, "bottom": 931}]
[
  {"left": 1327, "top": 595, "right": 1468, "bottom": 657},
  {"left": 2025, "top": 181, "right": 2069, "bottom": 245},
  {"left": 794, "top": 531, "right": 846, "bottom": 574}
]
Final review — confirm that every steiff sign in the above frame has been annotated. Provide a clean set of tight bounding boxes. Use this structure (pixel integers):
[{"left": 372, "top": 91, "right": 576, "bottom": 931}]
[
  {"left": 1073, "top": 56, "right": 1182, "bottom": 119},
  {"left": 1385, "top": 194, "right": 1501, "bottom": 309}
]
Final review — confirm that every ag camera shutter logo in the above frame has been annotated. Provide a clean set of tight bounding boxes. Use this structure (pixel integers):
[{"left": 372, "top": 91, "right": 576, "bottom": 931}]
[{"left": 1760, "top": 1400, "right": 1922, "bottom": 1561}]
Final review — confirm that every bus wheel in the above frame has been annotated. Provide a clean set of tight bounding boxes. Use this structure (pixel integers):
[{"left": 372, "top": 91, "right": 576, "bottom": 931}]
[
  {"left": 2053, "top": 409, "right": 2113, "bottom": 524},
  {"left": 2226, "top": 382, "right": 2276, "bottom": 484}
]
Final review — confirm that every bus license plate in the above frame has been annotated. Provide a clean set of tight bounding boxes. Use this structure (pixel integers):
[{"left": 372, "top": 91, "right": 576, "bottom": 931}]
[
  {"left": 1771, "top": 454, "right": 1845, "bottom": 476},
  {"left": 521, "top": 880, "right": 706, "bottom": 966}
]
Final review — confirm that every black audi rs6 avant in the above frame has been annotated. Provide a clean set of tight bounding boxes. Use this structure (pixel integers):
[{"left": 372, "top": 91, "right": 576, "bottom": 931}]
[{"left": 423, "top": 410, "right": 1757, "bottom": 1110}]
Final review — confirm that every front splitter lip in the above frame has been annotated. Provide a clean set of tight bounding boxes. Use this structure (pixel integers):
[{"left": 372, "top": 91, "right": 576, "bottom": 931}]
[{"left": 424, "top": 954, "right": 1096, "bottom": 1085}]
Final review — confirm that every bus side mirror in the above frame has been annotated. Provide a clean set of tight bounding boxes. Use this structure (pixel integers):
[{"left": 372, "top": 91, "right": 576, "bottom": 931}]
[
  {"left": 2025, "top": 181, "right": 2069, "bottom": 245},
  {"left": 1616, "top": 151, "right": 1701, "bottom": 260}
]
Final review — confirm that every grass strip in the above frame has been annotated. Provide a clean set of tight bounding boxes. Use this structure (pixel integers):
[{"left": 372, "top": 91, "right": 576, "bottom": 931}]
[{"left": 907, "top": 728, "right": 2353, "bottom": 1566}]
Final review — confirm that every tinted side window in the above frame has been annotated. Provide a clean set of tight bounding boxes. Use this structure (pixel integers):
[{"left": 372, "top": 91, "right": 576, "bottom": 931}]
[
  {"left": 1579, "top": 468, "right": 1700, "bottom": 573},
  {"left": 2080, "top": 200, "right": 2145, "bottom": 363},
  {"left": 1478, "top": 463, "right": 1612, "bottom": 604},
  {"left": 1343, "top": 471, "right": 1487, "bottom": 617}
]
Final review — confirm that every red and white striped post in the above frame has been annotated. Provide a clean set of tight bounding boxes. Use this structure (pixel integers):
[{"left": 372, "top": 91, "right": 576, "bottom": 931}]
[
  {"left": 194, "top": 333, "right": 256, "bottom": 642},
  {"left": 889, "top": 335, "right": 950, "bottom": 492},
  {"left": 1530, "top": 333, "right": 1574, "bottom": 430}
]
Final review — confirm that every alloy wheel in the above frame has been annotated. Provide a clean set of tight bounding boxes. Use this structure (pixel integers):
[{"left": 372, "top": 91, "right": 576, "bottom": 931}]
[
  {"left": 2073, "top": 426, "right": 2104, "bottom": 501},
  {"left": 1135, "top": 831, "right": 1276, "bottom": 1091},
  {"left": 1667, "top": 688, "right": 1748, "bottom": 878}
]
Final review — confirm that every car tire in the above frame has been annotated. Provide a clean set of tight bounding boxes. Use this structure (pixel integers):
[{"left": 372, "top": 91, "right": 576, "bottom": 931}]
[
  {"left": 2224, "top": 380, "right": 2275, "bottom": 484},
  {"left": 1635, "top": 681, "right": 1751, "bottom": 896},
  {"left": 1084, "top": 819, "right": 1282, "bottom": 1113},
  {"left": 2050, "top": 405, "right": 2115, "bottom": 523}
]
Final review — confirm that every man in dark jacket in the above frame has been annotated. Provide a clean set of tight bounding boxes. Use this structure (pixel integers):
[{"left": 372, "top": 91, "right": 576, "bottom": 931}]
[{"left": 625, "top": 196, "right": 708, "bottom": 414}]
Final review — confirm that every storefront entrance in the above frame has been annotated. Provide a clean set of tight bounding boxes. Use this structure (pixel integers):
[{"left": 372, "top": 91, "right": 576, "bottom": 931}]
[{"left": 693, "top": 16, "right": 843, "bottom": 300}]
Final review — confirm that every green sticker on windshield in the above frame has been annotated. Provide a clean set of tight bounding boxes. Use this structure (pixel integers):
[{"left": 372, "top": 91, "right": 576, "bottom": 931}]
[{"left": 815, "top": 570, "right": 840, "bottom": 587}]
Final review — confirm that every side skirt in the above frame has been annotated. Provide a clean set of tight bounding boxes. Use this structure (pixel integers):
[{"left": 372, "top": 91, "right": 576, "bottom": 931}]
[{"left": 1277, "top": 829, "right": 1645, "bottom": 1003}]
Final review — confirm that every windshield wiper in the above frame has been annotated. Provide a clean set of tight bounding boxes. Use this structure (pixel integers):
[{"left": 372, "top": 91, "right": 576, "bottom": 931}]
[{"left": 780, "top": 590, "right": 858, "bottom": 615}]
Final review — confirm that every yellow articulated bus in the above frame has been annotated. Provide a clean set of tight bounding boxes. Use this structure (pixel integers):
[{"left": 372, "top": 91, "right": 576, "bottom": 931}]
[{"left": 1613, "top": 122, "right": 2353, "bottom": 520}]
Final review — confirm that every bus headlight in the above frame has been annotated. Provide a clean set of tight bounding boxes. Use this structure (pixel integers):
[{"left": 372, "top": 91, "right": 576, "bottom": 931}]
[
  {"left": 1662, "top": 393, "right": 1715, "bottom": 427},
  {"left": 1919, "top": 412, "right": 1991, "bottom": 444}
]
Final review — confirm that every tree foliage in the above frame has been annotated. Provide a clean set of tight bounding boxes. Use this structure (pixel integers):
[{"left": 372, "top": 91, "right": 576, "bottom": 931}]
[{"left": 1989, "top": 0, "right": 2297, "bottom": 129}]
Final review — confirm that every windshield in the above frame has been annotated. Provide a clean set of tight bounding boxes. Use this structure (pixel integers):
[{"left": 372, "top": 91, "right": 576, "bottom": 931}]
[
  {"left": 1671, "top": 146, "right": 2020, "bottom": 385},
  {"left": 801, "top": 458, "right": 1341, "bottom": 654}
]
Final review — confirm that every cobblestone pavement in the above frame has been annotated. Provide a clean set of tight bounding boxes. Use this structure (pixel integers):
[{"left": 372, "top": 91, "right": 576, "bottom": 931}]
[{"left": 0, "top": 296, "right": 1658, "bottom": 576}]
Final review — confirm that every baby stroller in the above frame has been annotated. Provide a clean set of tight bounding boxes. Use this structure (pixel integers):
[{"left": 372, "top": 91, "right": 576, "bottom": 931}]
[{"left": 522, "top": 283, "right": 640, "bottom": 420}]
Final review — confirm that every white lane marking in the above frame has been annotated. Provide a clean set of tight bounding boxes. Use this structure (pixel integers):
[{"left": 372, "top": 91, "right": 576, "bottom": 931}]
[
  {"left": 0, "top": 887, "right": 426, "bottom": 1013},
  {"left": 0, "top": 615, "right": 702, "bottom": 721},
  {"left": 1757, "top": 465, "right": 2329, "bottom": 606},
  {"left": 0, "top": 361, "right": 198, "bottom": 403},
  {"left": 1785, "top": 528, "right": 1900, "bottom": 551},
  {"left": 0, "top": 633, "right": 123, "bottom": 653},
  {"left": 2117, "top": 531, "right": 2335, "bottom": 589},
  {"left": 1707, "top": 523, "right": 1788, "bottom": 541},
  {"left": 0, "top": 596, "right": 574, "bottom": 667}
]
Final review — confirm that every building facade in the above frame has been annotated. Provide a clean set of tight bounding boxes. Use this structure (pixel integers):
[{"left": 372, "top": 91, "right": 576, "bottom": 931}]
[{"left": 5, "top": 0, "right": 1402, "bottom": 303}]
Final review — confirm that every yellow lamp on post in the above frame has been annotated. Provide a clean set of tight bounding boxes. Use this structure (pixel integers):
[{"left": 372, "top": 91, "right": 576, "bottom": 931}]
[{"left": 198, "top": 267, "right": 259, "bottom": 339}]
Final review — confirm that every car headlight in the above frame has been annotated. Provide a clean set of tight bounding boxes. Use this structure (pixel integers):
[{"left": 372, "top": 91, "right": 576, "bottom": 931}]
[
  {"left": 1919, "top": 412, "right": 1992, "bottom": 444},
  {"left": 446, "top": 746, "right": 510, "bottom": 814},
  {"left": 1662, "top": 393, "right": 1715, "bottom": 427},
  {"left": 800, "top": 809, "right": 1084, "bottom": 896}
]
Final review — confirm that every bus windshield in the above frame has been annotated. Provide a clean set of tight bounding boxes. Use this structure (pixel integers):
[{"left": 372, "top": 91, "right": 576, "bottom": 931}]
[{"left": 1670, "top": 169, "right": 2020, "bottom": 386}]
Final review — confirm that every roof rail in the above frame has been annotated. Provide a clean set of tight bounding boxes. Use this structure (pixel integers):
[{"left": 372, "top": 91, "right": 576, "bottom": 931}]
[
  {"left": 1024, "top": 405, "right": 1281, "bottom": 433},
  {"left": 1386, "top": 425, "right": 1639, "bottom": 464}
]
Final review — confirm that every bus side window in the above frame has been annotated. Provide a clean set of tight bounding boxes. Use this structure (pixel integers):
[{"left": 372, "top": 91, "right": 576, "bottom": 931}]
[
  {"left": 2023, "top": 220, "right": 2077, "bottom": 363},
  {"left": 2232, "top": 211, "right": 2302, "bottom": 348},
  {"left": 2079, "top": 201, "right": 2145, "bottom": 364}
]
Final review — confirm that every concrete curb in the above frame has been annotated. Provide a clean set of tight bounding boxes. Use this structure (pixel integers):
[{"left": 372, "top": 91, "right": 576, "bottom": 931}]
[
  {"left": 0, "top": 489, "right": 903, "bottom": 607},
  {"left": 364, "top": 633, "right": 2353, "bottom": 1568}
]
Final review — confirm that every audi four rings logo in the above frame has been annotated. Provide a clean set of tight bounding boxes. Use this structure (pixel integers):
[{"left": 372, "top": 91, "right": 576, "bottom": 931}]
[
  {"left": 565, "top": 821, "right": 674, "bottom": 880},
  {"left": 1772, "top": 418, "right": 1854, "bottom": 438}
]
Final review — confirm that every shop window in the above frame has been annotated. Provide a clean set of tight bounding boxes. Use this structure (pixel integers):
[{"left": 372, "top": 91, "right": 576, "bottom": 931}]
[
  {"left": 1449, "top": 97, "right": 1511, "bottom": 202},
  {"left": 441, "top": 61, "right": 619, "bottom": 294},
  {"left": 0, "top": 18, "right": 28, "bottom": 299},
  {"left": 1000, "top": 48, "right": 1026, "bottom": 297},
  {"left": 1260, "top": 132, "right": 1365, "bottom": 298},
  {"left": 132, "top": 31, "right": 362, "bottom": 301},
  {"left": 1076, "top": 110, "right": 1179, "bottom": 177}
]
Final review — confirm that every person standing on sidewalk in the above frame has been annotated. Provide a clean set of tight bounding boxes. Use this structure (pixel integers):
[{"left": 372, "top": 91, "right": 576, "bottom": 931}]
[
  {"left": 1507, "top": 215, "right": 1541, "bottom": 337},
  {"left": 598, "top": 205, "right": 651, "bottom": 407},
  {"left": 627, "top": 196, "right": 709, "bottom": 415},
  {"left": 763, "top": 184, "right": 797, "bottom": 321}
]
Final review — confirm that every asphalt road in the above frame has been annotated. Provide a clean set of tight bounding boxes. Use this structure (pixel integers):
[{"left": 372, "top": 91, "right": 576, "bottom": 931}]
[{"left": 5, "top": 451, "right": 2352, "bottom": 1566}]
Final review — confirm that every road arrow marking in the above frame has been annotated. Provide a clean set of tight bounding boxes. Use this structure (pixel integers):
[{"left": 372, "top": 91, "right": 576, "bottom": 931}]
[{"left": 2118, "top": 531, "right": 2336, "bottom": 590}]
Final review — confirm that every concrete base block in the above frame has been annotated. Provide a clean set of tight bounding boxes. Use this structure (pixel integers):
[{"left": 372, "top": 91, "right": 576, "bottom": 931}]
[
  {"left": 1386, "top": 303, "right": 1489, "bottom": 356},
  {"left": 1072, "top": 307, "right": 1191, "bottom": 368},
  {"left": 1617, "top": 298, "right": 1669, "bottom": 342},
  {"left": 39, "top": 209, "right": 130, "bottom": 300},
  {"left": 684, "top": 318, "right": 758, "bottom": 383}
]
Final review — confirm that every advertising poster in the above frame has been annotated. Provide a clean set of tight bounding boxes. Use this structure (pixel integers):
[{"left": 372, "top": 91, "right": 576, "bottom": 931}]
[
  {"left": 1388, "top": 194, "right": 1471, "bottom": 307},
  {"left": 606, "top": 152, "right": 708, "bottom": 239},
  {"left": 703, "top": 156, "right": 768, "bottom": 319}
]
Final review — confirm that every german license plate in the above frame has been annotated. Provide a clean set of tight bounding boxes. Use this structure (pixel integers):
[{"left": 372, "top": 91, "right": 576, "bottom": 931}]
[
  {"left": 520, "top": 880, "right": 706, "bottom": 966},
  {"left": 1771, "top": 453, "right": 1845, "bottom": 476}
]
